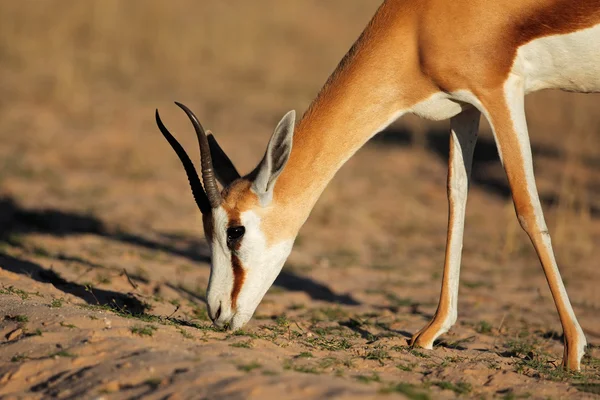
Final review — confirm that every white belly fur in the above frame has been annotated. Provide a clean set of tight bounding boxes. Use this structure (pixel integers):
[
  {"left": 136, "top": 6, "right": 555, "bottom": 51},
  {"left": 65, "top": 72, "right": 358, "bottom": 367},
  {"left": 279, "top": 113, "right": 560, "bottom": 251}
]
[
  {"left": 513, "top": 23, "right": 600, "bottom": 94},
  {"left": 411, "top": 92, "right": 464, "bottom": 121}
]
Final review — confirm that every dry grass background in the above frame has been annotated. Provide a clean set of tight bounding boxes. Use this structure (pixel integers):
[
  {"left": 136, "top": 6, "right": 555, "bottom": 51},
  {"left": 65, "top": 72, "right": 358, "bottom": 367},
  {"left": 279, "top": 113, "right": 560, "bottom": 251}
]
[{"left": 0, "top": 1, "right": 599, "bottom": 399}]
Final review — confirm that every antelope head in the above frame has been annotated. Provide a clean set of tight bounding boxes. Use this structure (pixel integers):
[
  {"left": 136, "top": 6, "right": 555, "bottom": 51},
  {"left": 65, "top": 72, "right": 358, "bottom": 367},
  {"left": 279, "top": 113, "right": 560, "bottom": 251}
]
[{"left": 155, "top": 103, "right": 296, "bottom": 329}]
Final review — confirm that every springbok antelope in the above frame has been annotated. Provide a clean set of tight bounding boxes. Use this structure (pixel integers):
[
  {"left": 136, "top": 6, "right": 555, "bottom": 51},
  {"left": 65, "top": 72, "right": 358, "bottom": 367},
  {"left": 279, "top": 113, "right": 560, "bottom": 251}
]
[{"left": 156, "top": 0, "right": 600, "bottom": 370}]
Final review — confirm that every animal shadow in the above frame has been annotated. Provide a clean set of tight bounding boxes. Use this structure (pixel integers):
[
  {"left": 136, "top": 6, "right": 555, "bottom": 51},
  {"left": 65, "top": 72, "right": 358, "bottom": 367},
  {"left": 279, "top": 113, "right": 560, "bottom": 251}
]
[{"left": 0, "top": 196, "right": 359, "bottom": 306}]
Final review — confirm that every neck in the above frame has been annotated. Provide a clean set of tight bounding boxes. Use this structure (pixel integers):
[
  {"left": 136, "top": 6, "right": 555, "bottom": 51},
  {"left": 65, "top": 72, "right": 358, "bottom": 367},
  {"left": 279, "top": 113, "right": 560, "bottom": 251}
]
[{"left": 273, "top": 1, "right": 431, "bottom": 232}]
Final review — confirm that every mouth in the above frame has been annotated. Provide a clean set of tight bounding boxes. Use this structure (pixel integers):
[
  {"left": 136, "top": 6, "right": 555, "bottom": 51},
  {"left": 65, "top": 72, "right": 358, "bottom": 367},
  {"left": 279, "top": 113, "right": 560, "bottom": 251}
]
[
  {"left": 212, "top": 311, "right": 250, "bottom": 331},
  {"left": 211, "top": 308, "right": 232, "bottom": 328}
]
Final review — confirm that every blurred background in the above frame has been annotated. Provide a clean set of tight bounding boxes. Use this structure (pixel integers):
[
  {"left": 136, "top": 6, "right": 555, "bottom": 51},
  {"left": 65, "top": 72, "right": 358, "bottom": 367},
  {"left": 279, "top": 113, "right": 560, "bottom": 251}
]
[
  {"left": 1, "top": 0, "right": 598, "bottom": 257},
  {"left": 0, "top": 1, "right": 598, "bottom": 395}
]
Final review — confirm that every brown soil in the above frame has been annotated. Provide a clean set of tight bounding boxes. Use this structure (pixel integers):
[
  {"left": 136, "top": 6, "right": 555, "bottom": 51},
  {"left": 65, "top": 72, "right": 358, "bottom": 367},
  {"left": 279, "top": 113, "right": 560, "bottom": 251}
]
[{"left": 0, "top": 1, "right": 599, "bottom": 399}]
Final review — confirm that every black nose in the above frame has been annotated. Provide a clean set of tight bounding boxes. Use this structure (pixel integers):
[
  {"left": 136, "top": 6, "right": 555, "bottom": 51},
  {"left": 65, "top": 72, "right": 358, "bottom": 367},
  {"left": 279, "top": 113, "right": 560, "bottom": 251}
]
[{"left": 209, "top": 302, "right": 222, "bottom": 323}]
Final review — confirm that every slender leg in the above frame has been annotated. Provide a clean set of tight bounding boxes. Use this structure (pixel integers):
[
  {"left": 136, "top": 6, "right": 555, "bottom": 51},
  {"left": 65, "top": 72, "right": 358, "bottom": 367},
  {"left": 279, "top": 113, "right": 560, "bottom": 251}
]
[
  {"left": 410, "top": 107, "right": 480, "bottom": 348},
  {"left": 479, "top": 76, "right": 586, "bottom": 370}
]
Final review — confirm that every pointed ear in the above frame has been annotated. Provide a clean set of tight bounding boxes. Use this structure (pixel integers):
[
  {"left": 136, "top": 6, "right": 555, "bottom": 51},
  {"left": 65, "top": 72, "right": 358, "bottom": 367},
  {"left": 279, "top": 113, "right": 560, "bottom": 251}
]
[
  {"left": 207, "top": 132, "right": 241, "bottom": 187},
  {"left": 251, "top": 110, "right": 295, "bottom": 205}
]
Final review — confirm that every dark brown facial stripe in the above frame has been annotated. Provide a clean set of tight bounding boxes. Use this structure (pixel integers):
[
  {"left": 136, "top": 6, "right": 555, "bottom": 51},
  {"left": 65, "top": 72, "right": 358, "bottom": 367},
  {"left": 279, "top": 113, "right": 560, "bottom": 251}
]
[{"left": 230, "top": 254, "right": 246, "bottom": 309}]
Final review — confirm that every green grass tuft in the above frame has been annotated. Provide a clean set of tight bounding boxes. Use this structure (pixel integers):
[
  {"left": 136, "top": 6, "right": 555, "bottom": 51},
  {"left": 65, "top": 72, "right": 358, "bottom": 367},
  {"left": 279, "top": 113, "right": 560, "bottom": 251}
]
[
  {"left": 11, "top": 354, "right": 27, "bottom": 362},
  {"left": 50, "top": 298, "right": 64, "bottom": 308},
  {"left": 476, "top": 320, "right": 493, "bottom": 334},
  {"left": 364, "top": 346, "right": 391, "bottom": 366},
  {"left": 230, "top": 340, "right": 253, "bottom": 348},
  {"left": 355, "top": 372, "right": 381, "bottom": 383},
  {"left": 381, "top": 383, "right": 430, "bottom": 400},
  {"left": 130, "top": 325, "right": 157, "bottom": 337},
  {"left": 238, "top": 362, "right": 261, "bottom": 372},
  {"left": 433, "top": 381, "right": 472, "bottom": 395}
]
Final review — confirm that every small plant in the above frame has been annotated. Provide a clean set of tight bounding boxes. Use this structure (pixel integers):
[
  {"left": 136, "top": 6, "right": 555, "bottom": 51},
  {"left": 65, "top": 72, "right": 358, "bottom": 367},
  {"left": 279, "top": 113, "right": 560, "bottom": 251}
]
[
  {"left": 304, "top": 333, "right": 353, "bottom": 351},
  {"left": 11, "top": 354, "right": 27, "bottom": 362},
  {"left": 262, "top": 369, "right": 279, "bottom": 376},
  {"left": 60, "top": 322, "right": 77, "bottom": 329},
  {"left": 364, "top": 346, "right": 391, "bottom": 366},
  {"left": 476, "top": 320, "right": 493, "bottom": 334},
  {"left": 505, "top": 338, "right": 536, "bottom": 357},
  {"left": 433, "top": 381, "right": 472, "bottom": 395},
  {"left": 319, "top": 307, "right": 348, "bottom": 321},
  {"left": 283, "top": 359, "right": 320, "bottom": 374},
  {"left": 275, "top": 314, "right": 290, "bottom": 328},
  {"left": 297, "top": 352, "right": 313, "bottom": 358},
  {"left": 487, "top": 360, "right": 501, "bottom": 370},
  {"left": 439, "top": 355, "right": 464, "bottom": 368},
  {"left": 318, "top": 357, "right": 340, "bottom": 369},
  {"left": 177, "top": 327, "right": 193, "bottom": 339},
  {"left": 51, "top": 350, "right": 76, "bottom": 358},
  {"left": 50, "top": 298, "right": 64, "bottom": 308},
  {"left": 396, "top": 362, "right": 416, "bottom": 372},
  {"left": 355, "top": 372, "right": 381, "bottom": 383},
  {"left": 229, "top": 329, "right": 259, "bottom": 339},
  {"left": 381, "top": 383, "right": 430, "bottom": 400},
  {"left": 500, "top": 390, "right": 533, "bottom": 399},
  {"left": 130, "top": 325, "right": 157, "bottom": 337},
  {"left": 514, "top": 353, "right": 583, "bottom": 382},
  {"left": 410, "top": 349, "right": 431, "bottom": 359},
  {"left": 2, "top": 286, "right": 30, "bottom": 300},
  {"left": 9, "top": 315, "right": 28, "bottom": 323},
  {"left": 291, "top": 365, "right": 320, "bottom": 374},
  {"left": 238, "top": 362, "right": 261, "bottom": 372},
  {"left": 230, "top": 340, "right": 253, "bottom": 349}
]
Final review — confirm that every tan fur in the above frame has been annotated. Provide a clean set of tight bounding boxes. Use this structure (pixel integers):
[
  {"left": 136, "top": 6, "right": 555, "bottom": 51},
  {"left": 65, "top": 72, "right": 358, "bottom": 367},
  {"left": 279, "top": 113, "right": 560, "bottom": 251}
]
[
  {"left": 409, "top": 127, "right": 460, "bottom": 346},
  {"left": 254, "top": 0, "right": 600, "bottom": 243},
  {"left": 221, "top": 179, "right": 258, "bottom": 219},
  {"left": 479, "top": 89, "right": 584, "bottom": 369},
  {"left": 419, "top": 0, "right": 600, "bottom": 92},
  {"left": 218, "top": 179, "right": 291, "bottom": 247},
  {"left": 220, "top": 0, "right": 600, "bottom": 247},
  {"left": 216, "top": 0, "right": 599, "bottom": 367}
]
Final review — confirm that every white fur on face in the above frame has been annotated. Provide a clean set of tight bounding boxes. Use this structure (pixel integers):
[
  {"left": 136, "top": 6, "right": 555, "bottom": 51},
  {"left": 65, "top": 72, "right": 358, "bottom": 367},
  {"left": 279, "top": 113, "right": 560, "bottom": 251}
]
[
  {"left": 206, "top": 207, "right": 294, "bottom": 329},
  {"left": 206, "top": 207, "right": 234, "bottom": 325}
]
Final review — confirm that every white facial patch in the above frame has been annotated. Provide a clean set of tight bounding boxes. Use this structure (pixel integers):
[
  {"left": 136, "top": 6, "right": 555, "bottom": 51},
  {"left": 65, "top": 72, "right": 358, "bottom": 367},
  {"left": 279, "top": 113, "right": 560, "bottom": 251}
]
[
  {"left": 205, "top": 207, "right": 235, "bottom": 322},
  {"left": 205, "top": 207, "right": 294, "bottom": 329},
  {"left": 230, "top": 210, "right": 294, "bottom": 329}
]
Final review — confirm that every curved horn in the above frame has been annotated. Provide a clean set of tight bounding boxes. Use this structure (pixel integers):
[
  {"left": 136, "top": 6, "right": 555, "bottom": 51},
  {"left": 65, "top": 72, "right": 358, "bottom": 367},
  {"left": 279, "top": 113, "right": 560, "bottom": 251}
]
[
  {"left": 155, "top": 109, "right": 211, "bottom": 214},
  {"left": 175, "top": 102, "right": 222, "bottom": 209}
]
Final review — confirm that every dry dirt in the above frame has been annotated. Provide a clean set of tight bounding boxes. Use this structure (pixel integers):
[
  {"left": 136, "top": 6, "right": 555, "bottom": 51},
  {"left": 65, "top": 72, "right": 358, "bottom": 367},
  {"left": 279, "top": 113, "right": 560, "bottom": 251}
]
[{"left": 0, "top": 1, "right": 599, "bottom": 399}]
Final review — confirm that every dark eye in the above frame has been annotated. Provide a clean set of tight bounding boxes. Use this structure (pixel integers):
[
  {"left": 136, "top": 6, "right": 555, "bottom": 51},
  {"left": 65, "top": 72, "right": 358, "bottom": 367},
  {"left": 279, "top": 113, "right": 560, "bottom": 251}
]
[{"left": 226, "top": 226, "right": 245, "bottom": 247}]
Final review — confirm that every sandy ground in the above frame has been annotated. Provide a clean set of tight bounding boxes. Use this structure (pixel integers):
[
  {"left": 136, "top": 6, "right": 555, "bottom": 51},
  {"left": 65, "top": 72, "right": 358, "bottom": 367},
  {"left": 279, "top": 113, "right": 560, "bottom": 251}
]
[{"left": 1, "top": 1, "right": 599, "bottom": 399}]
